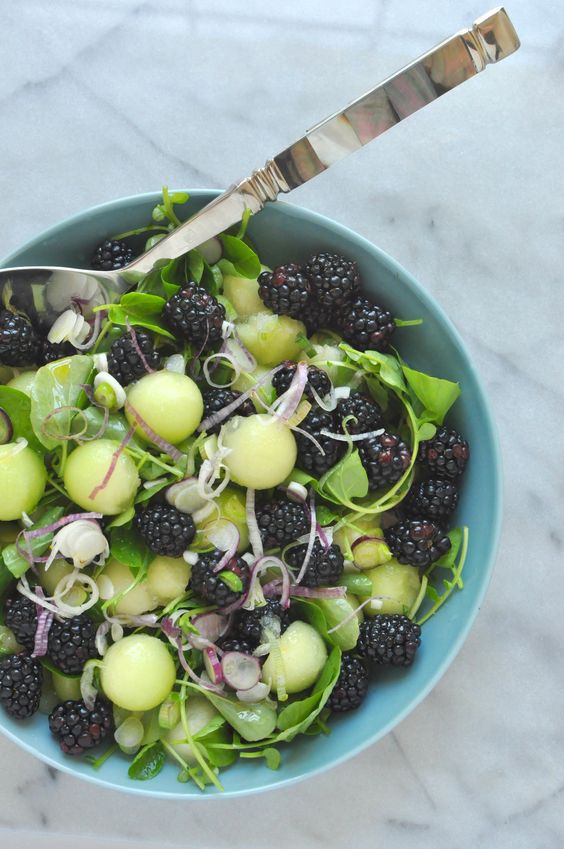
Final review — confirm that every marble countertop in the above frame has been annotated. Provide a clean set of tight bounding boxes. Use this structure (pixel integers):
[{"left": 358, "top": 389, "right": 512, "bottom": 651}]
[{"left": 1, "top": 1, "right": 563, "bottom": 847}]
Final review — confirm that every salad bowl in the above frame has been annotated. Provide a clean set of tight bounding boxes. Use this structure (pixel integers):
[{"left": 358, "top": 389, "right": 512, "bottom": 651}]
[{"left": 0, "top": 190, "right": 501, "bottom": 797}]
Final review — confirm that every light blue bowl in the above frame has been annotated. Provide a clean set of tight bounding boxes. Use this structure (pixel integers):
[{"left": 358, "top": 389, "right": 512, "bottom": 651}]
[{"left": 0, "top": 191, "right": 501, "bottom": 798}]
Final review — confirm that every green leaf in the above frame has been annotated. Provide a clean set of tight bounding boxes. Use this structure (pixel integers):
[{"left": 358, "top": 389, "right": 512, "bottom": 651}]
[
  {"left": 194, "top": 688, "right": 278, "bottom": 742},
  {"left": 416, "top": 527, "right": 468, "bottom": 625},
  {"left": 30, "top": 356, "right": 93, "bottom": 450},
  {"left": 187, "top": 251, "right": 205, "bottom": 284},
  {"left": 236, "top": 207, "right": 253, "bottom": 240},
  {"left": 416, "top": 421, "right": 437, "bottom": 441},
  {"left": 402, "top": 365, "right": 460, "bottom": 425},
  {"left": 0, "top": 387, "right": 45, "bottom": 454},
  {"left": 106, "top": 506, "right": 135, "bottom": 529},
  {"left": 318, "top": 449, "right": 369, "bottom": 503},
  {"left": 340, "top": 344, "right": 407, "bottom": 393},
  {"left": 110, "top": 525, "right": 153, "bottom": 572},
  {"left": 218, "top": 571, "right": 243, "bottom": 592},
  {"left": 240, "top": 747, "right": 281, "bottom": 770},
  {"left": 104, "top": 304, "right": 175, "bottom": 340},
  {"left": 339, "top": 572, "right": 373, "bottom": 596},
  {"left": 128, "top": 741, "right": 166, "bottom": 781},
  {"left": 315, "top": 505, "right": 340, "bottom": 526},
  {"left": 394, "top": 318, "right": 423, "bottom": 327},
  {"left": 315, "top": 597, "right": 360, "bottom": 651},
  {"left": 1, "top": 506, "right": 65, "bottom": 579},
  {"left": 219, "top": 235, "right": 261, "bottom": 279},
  {"left": 119, "top": 292, "right": 166, "bottom": 318}
]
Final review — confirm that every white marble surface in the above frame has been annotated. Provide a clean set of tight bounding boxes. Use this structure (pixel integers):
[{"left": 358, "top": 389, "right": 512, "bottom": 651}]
[{"left": 0, "top": 1, "right": 563, "bottom": 847}]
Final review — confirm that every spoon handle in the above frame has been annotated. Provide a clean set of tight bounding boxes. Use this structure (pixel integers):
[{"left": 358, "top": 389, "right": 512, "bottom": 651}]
[{"left": 127, "top": 7, "right": 519, "bottom": 274}]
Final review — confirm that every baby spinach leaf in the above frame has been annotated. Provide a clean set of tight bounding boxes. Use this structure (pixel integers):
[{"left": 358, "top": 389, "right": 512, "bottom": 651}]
[
  {"left": 416, "top": 421, "right": 437, "bottom": 441},
  {"left": 119, "top": 292, "right": 166, "bottom": 318},
  {"left": 292, "top": 599, "right": 331, "bottom": 644},
  {"left": 339, "top": 572, "right": 373, "bottom": 597},
  {"left": 104, "top": 304, "right": 175, "bottom": 340},
  {"left": 128, "top": 741, "right": 166, "bottom": 781},
  {"left": 318, "top": 449, "right": 369, "bottom": 504},
  {"left": 30, "top": 356, "right": 93, "bottom": 450},
  {"left": 197, "top": 689, "right": 278, "bottom": 742},
  {"left": 187, "top": 251, "right": 205, "bottom": 285},
  {"left": 402, "top": 365, "right": 460, "bottom": 425},
  {"left": 2, "top": 506, "right": 65, "bottom": 579},
  {"left": 315, "top": 597, "right": 359, "bottom": 651},
  {"left": 0, "top": 386, "right": 45, "bottom": 454},
  {"left": 110, "top": 525, "right": 153, "bottom": 573},
  {"left": 219, "top": 235, "right": 261, "bottom": 279},
  {"left": 340, "top": 344, "right": 407, "bottom": 393}
]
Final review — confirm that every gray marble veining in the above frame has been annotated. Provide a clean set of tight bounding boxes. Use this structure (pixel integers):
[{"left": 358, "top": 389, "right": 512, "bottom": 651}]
[{"left": 0, "top": 1, "right": 563, "bottom": 848}]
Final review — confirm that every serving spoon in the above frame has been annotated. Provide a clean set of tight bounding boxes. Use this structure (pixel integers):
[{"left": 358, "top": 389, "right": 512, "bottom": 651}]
[{"left": 0, "top": 8, "right": 519, "bottom": 327}]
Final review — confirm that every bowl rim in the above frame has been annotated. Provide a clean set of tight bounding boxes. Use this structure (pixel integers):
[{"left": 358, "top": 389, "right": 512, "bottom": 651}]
[{"left": 0, "top": 189, "right": 503, "bottom": 799}]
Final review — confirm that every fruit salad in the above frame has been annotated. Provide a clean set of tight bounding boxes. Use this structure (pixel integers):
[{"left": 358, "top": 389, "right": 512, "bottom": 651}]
[{"left": 0, "top": 190, "right": 469, "bottom": 791}]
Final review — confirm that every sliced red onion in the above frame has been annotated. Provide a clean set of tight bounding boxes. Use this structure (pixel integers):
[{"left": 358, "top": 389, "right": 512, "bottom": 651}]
[
  {"left": 274, "top": 361, "right": 309, "bottom": 422},
  {"left": 316, "top": 523, "right": 330, "bottom": 551},
  {"left": 334, "top": 386, "right": 351, "bottom": 400},
  {"left": 192, "top": 612, "right": 230, "bottom": 644},
  {"left": 89, "top": 427, "right": 136, "bottom": 500},
  {"left": 31, "top": 588, "right": 53, "bottom": 658},
  {"left": 294, "top": 495, "right": 317, "bottom": 585},
  {"left": 197, "top": 236, "right": 223, "bottom": 265},
  {"left": 161, "top": 617, "right": 224, "bottom": 693},
  {"left": 203, "top": 647, "right": 224, "bottom": 684},
  {"left": 95, "top": 621, "right": 111, "bottom": 656},
  {"left": 319, "top": 428, "right": 385, "bottom": 442},
  {"left": 246, "top": 488, "right": 263, "bottom": 560},
  {"left": 192, "top": 502, "right": 217, "bottom": 524},
  {"left": 21, "top": 512, "right": 34, "bottom": 529},
  {"left": 221, "top": 651, "right": 261, "bottom": 691},
  {"left": 165, "top": 354, "right": 186, "bottom": 374},
  {"left": 80, "top": 660, "right": 100, "bottom": 710},
  {"left": 23, "top": 512, "right": 103, "bottom": 542},
  {"left": 326, "top": 596, "right": 384, "bottom": 634},
  {"left": 124, "top": 401, "right": 184, "bottom": 462},
  {"left": 236, "top": 681, "right": 270, "bottom": 703},
  {"left": 309, "top": 384, "right": 337, "bottom": 412},
  {"left": 125, "top": 319, "right": 156, "bottom": 374},
  {"left": 288, "top": 585, "right": 347, "bottom": 599},
  {"left": 197, "top": 364, "right": 283, "bottom": 433},
  {"left": 280, "top": 482, "right": 308, "bottom": 504},
  {"left": 351, "top": 534, "right": 386, "bottom": 549},
  {"left": 202, "top": 352, "right": 241, "bottom": 388},
  {"left": 0, "top": 408, "right": 13, "bottom": 445},
  {"left": 42, "top": 405, "right": 89, "bottom": 442},
  {"left": 223, "top": 333, "right": 257, "bottom": 372},
  {"left": 166, "top": 477, "right": 208, "bottom": 514},
  {"left": 143, "top": 476, "right": 167, "bottom": 490},
  {"left": 52, "top": 570, "right": 100, "bottom": 616},
  {"left": 245, "top": 556, "right": 291, "bottom": 611}
]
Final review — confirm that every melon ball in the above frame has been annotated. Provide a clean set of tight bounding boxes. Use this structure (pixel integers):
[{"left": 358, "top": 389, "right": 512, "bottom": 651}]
[
  {"left": 262, "top": 621, "right": 327, "bottom": 694},
  {"left": 63, "top": 439, "right": 140, "bottom": 515},
  {"left": 236, "top": 313, "right": 306, "bottom": 366},
  {"left": 126, "top": 371, "right": 203, "bottom": 445},
  {"left": 223, "top": 268, "right": 268, "bottom": 318},
  {"left": 38, "top": 559, "right": 75, "bottom": 595},
  {"left": 147, "top": 555, "right": 191, "bottom": 604},
  {"left": 101, "top": 634, "right": 176, "bottom": 712},
  {"left": 97, "top": 559, "right": 158, "bottom": 616},
  {"left": 365, "top": 559, "right": 422, "bottom": 615},
  {"left": 221, "top": 414, "right": 297, "bottom": 489},
  {"left": 0, "top": 443, "right": 47, "bottom": 521},
  {"left": 165, "top": 696, "right": 219, "bottom": 765},
  {"left": 7, "top": 371, "right": 36, "bottom": 396}
]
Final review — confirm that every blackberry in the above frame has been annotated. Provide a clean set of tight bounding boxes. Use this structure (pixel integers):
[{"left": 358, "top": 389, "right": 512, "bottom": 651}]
[
  {"left": 255, "top": 498, "right": 309, "bottom": 550},
  {"left": 294, "top": 406, "right": 344, "bottom": 477},
  {"left": 163, "top": 285, "right": 226, "bottom": 348},
  {"left": 358, "top": 431, "right": 411, "bottom": 491},
  {"left": 134, "top": 504, "right": 195, "bottom": 557},
  {"left": 0, "top": 311, "right": 40, "bottom": 367},
  {"left": 305, "top": 252, "right": 360, "bottom": 310},
  {"left": 237, "top": 600, "right": 291, "bottom": 646},
  {"left": 403, "top": 478, "right": 458, "bottom": 522},
  {"left": 340, "top": 297, "right": 395, "bottom": 352},
  {"left": 90, "top": 238, "right": 134, "bottom": 271},
  {"left": 327, "top": 654, "right": 368, "bottom": 713},
  {"left": 285, "top": 540, "right": 344, "bottom": 588},
  {"left": 190, "top": 550, "right": 250, "bottom": 608},
  {"left": 106, "top": 330, "right": 160, "bottom": 386},
  {"left": 384, "top": 519, "right": 451, "bottom": 569},
  {"left": 357, "top": 614, "right": 421, "bottom": 667},
  {"left": 49, "top": 698, "right": 113, "bottom": 755},
  {"left": 337, "top": 392, "right": 383, "bottom": 435},
  {"left": 48, "top": 614, "right": 99, "bottom": 676},
  {"left": 258, "top": 264, "right": 310, "bottom": 318},
  {"left": 4, "top": 596, "right": 37, "bottom": 652},
  {"left": 0, "top": 654, "right": 43, "bottom": 719},
  {"left": 301, "top": 299, "right": 335, "bottom": 335},
  {"left": 419, "top": 426, "right": 470, "bottom": 479},
  {"left": 202, "top": 388, "right": 255, "bottom": 434},
  {"left": 217, "top": 637, "right": 255, "bottom": 655},
  {"left": 38, "top": 338, "right": 74, "bottom": 365},
  {"left": 272, "top": 362, "right": 332, "bottom": 402}
]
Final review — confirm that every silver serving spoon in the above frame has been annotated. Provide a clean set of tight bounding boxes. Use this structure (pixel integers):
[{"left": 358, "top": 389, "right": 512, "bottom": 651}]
[{"left": 0, "top": 8, "right": 519, "bottom": 327}]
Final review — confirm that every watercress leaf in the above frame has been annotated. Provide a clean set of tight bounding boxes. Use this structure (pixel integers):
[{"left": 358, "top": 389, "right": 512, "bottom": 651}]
[
  {"left": 145, "top": 233, "right": 167, "bottom": 251},
  {"left": 240, "top": 747, "right": 281, "bottom": 770},
  {"left": 201, "top": 261, "right": 223, "bottom": 297},
  {"left": 120, "top": 292, "right": 166, "bottom": 318},
  {"left": 192, "top": 713, "right": 227, "bottom": 740},
  {"left": 236, "top": 207, "right": 253, "bottom": 240},
  {"left": 30, "top": 356, "right": 93, "bottom": 450},
  {"left": 340, "top": 343, "right": 407, "bottom": 393},
  {"left": 187, "top": 251, "right": 205, "bottom": 284},
  {"left": 197, "top": 690, "right": 277, "bottom": 742},
  {"left": 110, "top": 525, "right": 153, "bottom": 572},
  {"left": 134, "top": 480, "right": 170, "bottom": 504},
  {"left": 285, "top": 469, "right": 315, "bottom": 488},
  {"left": 0, "top": 386, "right": 45, "bottom": 454},
  {"left": 2, "top": 506, "right": 65, "bottom": 579},
  {"left": 402, "top": 365, "right": 460, "bottom": 424},
  {"left": 170, "top": 191, "right": 189, "bottom": 204},
  {"left": 219, "top": 235, "right": 261, "bottom": 279},
  {"left": 319, "top": 449, "right": 369, "bottom": 503},
  {"left": 315, "top": 505, "right": 340, "bottom": 526},
  {"left": 364, "top": 375, "right": 390, "bottom": 410},
  {"left": 106, "top": 506, "right": 136, "bottom": 529},
  {"left": 416, "top": 421, "right": 437, "bottom": 441},
  {"left": 128, "top": 741, "right": 166, "bottom": 781}
]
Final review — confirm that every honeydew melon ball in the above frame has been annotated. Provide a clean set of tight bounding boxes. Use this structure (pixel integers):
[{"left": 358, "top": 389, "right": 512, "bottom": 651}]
[
  {"left": 236, "top": 313, "right": 305, "bottom": 366},
  {"left": 198, "top": 487, "right": 249, "bottom": 552},
  {"left": 262, "top": 621, "right": 327, "bottom": 695},
  {"left": 334, "top": 518, "right": 392, "bottom": 570},
  {"left": 63, "top": 439, "right": 140, "bottom": 515},
  {"left": 222, "top": 266, "right": 268, "bottom": 318},
  {"left": 165, "top": 696, "right": 219, "bottom": 765},
  {"left": 221, "top": 414, "right": 297, "bottom": 489},
  {"left": 147, "top": 555, "right": 191, "bottom": 604},
  {"left": 7, "top": 371, "right": 36, "bottom": 396},
  {"left": 0, "top": 443, "right": 47, "bottom": 520},
  {"left": 364, "top": 559, "right": 421, "bottom": 615},
  {"left": 101, "top": 634, "right": 176, "bottom": 712},
  {"left": 230, "top": 364, "right": 273, "bottom": 405},
  {"left": 97, "top": 558, "right": 158, "bottom": 616},
  {"left": 52, "top": 668, "right": 81, "bottom": 701},
  {"left": 126, "top": 371, "right": 203, "bottom": 445},
  {"left": 38, "top": 559, "right": 74, "bottom": 595}
]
